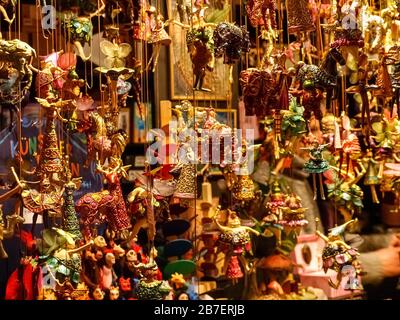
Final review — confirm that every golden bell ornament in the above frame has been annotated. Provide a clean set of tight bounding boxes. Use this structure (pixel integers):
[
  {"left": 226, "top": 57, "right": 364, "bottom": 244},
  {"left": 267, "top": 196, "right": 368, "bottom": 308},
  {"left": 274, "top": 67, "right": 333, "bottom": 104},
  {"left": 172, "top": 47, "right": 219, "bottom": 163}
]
[
  {"left": 233, "top": 174, "right": 255, "bottom": 202},
  {"left": 174, "top": 164, "right": 197, "bottom": 199}
]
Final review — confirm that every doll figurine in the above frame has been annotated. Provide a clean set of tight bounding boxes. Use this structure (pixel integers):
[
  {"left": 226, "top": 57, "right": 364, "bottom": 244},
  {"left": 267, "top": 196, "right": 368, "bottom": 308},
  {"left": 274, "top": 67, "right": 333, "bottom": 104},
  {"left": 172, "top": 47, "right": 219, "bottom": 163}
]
[
  {"left": 147, "top": 8, "right": 171, "bottom": 72},
  {"left": 372, "top": 49, "right": 396, "bottom": 101},
  {"left": 278, "top": 193, "right": 308, "bottom": 235},
  {"left": 100, "top": 253, "right": 117, "bottom": 290},
  {"left": 186, "top": 27, "right": 214, "bottom": 91},
  {"left": 92, "top": 287, "right": 105, "bottom": 300},
  {"left": 302, "top": 139, "right": 330, "bottom": 200},
  {"left": 109, "top": 286, "right": 120, "bottom": 300},
  {"left": 346, "top": 53, "right": 373, "bottom": 138}
]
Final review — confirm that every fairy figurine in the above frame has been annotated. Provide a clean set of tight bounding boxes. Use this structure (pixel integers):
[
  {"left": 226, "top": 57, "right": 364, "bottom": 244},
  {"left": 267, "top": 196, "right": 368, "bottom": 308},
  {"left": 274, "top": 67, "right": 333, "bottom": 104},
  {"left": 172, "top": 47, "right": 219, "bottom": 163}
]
[
  {"left": 302, "top": 138, "right": 330, "bottom": 200},
  {"left": 146, "top": 7, "right": 171, "bottom": 72}
]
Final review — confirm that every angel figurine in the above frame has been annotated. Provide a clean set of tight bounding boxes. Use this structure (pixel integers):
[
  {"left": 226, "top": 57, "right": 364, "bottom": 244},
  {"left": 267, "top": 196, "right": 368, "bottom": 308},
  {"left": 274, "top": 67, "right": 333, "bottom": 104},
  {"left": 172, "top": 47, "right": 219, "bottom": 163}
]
[{"left": 302, "top": 139, "right": 330, "bottom": 200}]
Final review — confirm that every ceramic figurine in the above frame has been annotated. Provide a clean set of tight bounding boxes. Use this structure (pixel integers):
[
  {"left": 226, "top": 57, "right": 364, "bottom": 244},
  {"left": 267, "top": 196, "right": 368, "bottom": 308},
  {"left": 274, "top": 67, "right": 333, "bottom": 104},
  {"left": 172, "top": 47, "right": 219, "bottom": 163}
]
[
  {"left": 100, "top": 253, "right": 117, "bottom": 290},
  {"left": 136, "top": 260, "right": 171, "bottom": 300}
]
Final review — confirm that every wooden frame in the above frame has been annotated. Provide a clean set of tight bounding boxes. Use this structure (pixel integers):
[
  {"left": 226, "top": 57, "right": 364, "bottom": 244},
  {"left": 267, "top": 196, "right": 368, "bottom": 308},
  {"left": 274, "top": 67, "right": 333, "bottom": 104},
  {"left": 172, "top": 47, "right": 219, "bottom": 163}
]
[{"left": 166, "top": 1, "right": 230, "bottom": 101}]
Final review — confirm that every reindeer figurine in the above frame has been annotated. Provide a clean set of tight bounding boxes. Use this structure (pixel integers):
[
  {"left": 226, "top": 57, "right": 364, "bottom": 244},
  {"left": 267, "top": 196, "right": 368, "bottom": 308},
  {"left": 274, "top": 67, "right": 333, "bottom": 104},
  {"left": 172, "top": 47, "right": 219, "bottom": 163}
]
[{"left": 76, "top": 157, "right": 131, "bottom": 239}]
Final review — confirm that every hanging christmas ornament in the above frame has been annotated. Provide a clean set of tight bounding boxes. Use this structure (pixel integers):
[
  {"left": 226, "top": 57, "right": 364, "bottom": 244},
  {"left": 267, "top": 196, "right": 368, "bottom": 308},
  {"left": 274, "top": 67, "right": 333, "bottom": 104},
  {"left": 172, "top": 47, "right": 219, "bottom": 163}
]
[
  {"left": 213, "top": 22, "right": 250, "bottom": 64},
  {"left": 294, "top": 47, "right": 345, "bottom": 119},
  {"left": 278, "top": 193, "right": 308, "bottom": 234},
  {"left": 0, "top": 39, "right": 36, "bottom": 104},
  {"left": 286, "top": 0, "right": 315, "bottom": 34},
  {"left": 239, "top": 68, "right": 276, "bottom": 117},
  {"left": 146, "top": 8, "right": 171, "bottom": 72},
  {"left": 302, "top": 139, "right": 330, "bottom": 200},
  {"left": 62, "top": 1, "right": 105, "bottom": 61},
  {"left": 186, "top": 27, "right": 214, "bottom": 91},
  {"left": 245, "top": 0, "right": 277, "bottom": 31},
  {"left": 76, "top": 157, "right": 131, "bottom": 238},
  {"left": 62, "top": 157, "right": 83, "bottom": 241},
  {"left": 213, "top": 22, "right": 250, "bottom": 83},
  {"left": 264, "top": 181, "right": 287, "bottom": 224},
  {"left": 100, "top": 40, "right": 132, "bottom": 69},
  {"left": 213, "top": 207, "right": 260, "bottom": 280},
  {"left": 174, "top": 164, "right": 197, "bottom": 199},
  {"left": 316, "top": 220, "right": 363, "bottom": 290},
  {"left": 363, "top": 149, "right": 380, "bottom": 204}
]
